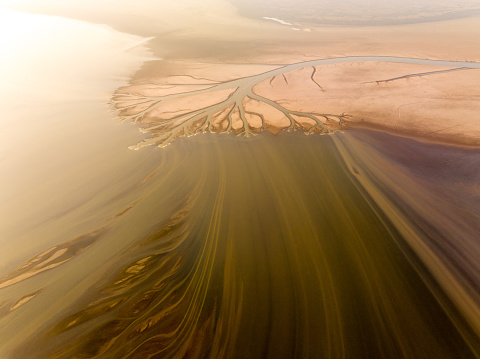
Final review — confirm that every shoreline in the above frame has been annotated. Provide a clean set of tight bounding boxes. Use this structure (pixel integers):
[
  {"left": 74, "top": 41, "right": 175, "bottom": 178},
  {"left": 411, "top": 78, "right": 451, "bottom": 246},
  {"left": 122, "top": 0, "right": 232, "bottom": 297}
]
[
  {"left": 0, "top": 9, "right": 163, "bottom": 357},
  {"left": 1, "top": 2, "right": 479, "bottom": 356},
  {"left": 343, "top": 121, "right": 480, "bottom": 150},
  {"left": 113, "top": 56, "right": 480, "bottom": 149}
]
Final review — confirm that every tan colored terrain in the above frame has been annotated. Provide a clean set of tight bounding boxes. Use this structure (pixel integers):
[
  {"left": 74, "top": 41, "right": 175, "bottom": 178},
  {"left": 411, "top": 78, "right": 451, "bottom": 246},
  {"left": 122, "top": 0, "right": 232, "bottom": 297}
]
[
  {"left": 4, "top": 0, "right": 480, "bottom": 148},
  {"left": 254, "top": 62, "right": 480, "bottom": 146},
  {"left": 2, "top": 1, "right": 480, "bottom": 358},
  {"left": 87, "top": 1, "right": 479, "bottom": 149},
  {"left": 114, "top": 59, "right": 480, "bottom": 148}
]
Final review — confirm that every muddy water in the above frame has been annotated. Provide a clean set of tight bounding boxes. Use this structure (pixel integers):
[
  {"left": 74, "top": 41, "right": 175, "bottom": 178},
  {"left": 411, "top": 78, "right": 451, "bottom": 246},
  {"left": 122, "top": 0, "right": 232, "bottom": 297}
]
[
  {"left": 2, "top": 130, "right": 479, "bottom": 358},
  {"left": 1, "top": 9, "right": 479, "bottom": 358}
]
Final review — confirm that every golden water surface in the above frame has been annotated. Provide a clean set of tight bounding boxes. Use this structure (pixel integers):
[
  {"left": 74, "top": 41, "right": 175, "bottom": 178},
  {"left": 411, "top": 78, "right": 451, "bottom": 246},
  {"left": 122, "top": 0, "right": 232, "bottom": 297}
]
[
  {"left": 1, "top": 3, "right": 480, "bottom": 359},
  {"left": 2, "top": 131, "right": 479, "bottom": 358}
]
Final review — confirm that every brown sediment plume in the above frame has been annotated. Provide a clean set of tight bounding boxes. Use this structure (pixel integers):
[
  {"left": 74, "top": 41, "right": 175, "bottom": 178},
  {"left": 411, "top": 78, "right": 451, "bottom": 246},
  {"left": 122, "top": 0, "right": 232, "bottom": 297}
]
[
  {"left": 25, "top": 194, "right": 224, "bottom": 358},
  {"left": 333, "top": 129, "right": 480, "bottom": 353},
  {"left": 10, "top": 133, "right": 479, "bottom": 359},
  {"left": 1, "top": 3, "right": 479, "bottom": 358}
]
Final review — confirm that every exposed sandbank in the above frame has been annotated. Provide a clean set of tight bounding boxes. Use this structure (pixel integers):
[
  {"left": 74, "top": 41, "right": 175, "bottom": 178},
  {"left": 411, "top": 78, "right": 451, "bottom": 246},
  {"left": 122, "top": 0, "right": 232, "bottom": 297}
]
[
  {"left": 0, "top": 8, "right": 160, "bottom": 356},
  {"left": 1, "top": 1, "right": 480, "bottom": 357},
  {"left": 114, "top": 58, "right": 480, "bottom": 149}
]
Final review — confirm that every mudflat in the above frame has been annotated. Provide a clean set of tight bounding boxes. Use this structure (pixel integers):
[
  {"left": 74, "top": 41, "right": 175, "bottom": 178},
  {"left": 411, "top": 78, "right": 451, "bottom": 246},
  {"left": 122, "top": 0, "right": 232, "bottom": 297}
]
[{"left": 1, "top": 1, "right": 480, "bottom": 358}]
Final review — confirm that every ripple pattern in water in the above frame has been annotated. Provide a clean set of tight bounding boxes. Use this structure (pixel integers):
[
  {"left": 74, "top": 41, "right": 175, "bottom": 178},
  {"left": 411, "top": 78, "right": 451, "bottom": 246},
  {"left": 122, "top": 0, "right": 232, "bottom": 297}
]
[{"left": 3, "top": 131, "right": 480, "bottom": 358}]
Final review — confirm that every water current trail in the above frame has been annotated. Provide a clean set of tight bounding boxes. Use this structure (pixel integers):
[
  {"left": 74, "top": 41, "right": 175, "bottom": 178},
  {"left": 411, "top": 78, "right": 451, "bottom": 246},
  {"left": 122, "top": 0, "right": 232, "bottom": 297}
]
[{"left": 3, "top": 131, "right": 479, "bottom": 358}]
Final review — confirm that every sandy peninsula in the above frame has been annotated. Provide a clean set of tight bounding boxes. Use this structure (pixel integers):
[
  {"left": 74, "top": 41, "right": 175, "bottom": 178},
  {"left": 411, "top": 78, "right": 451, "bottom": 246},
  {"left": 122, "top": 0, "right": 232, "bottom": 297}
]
[
  {"left": 99, "top": 2, "right": 480, "bottom": 148},
  {"left": 1, "top": 1, "right": 480, "bottom": 358},
  {"left": 114, "top": 56, "right": 480, "bottom": 148}
]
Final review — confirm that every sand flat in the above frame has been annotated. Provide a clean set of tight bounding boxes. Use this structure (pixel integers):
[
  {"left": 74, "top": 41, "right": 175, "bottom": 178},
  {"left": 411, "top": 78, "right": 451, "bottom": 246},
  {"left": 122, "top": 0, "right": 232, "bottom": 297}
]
[
  {"left": 114, "top": 58, "right": 480, "bottom": 148},
  {"left": 1, "top": 1, "right": 480, "bottom": 358}
]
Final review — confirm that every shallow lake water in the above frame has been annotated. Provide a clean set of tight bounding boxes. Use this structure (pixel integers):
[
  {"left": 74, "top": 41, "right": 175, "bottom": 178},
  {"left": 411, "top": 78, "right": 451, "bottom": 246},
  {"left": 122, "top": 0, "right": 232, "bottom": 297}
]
[
  {"left": 2, "top": 130, "right": 479, "bottom": 358},
  {"left": 1, "top": 4, "right": 479, "bottom": 359}
]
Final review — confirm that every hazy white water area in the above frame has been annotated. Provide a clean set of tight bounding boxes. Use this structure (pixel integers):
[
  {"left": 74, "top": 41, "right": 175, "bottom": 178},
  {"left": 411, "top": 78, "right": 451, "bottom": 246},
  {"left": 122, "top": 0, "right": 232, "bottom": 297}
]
[
  {"left": 0, "top": 10, "right": 155, "bottom": 287},
  {"left": 1, "top": 4, "right": 480, "bottom": 358}
]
